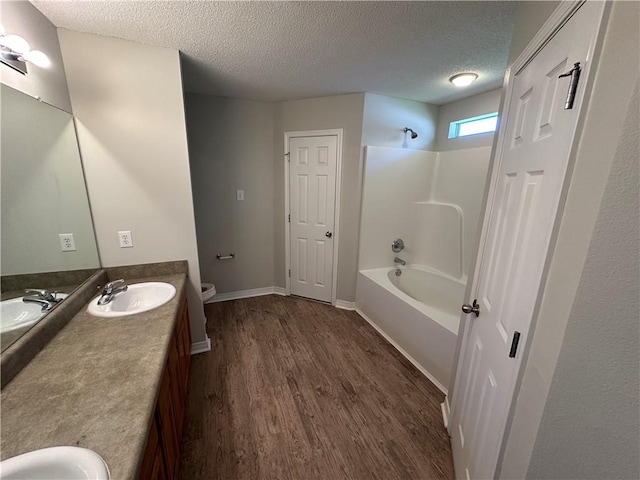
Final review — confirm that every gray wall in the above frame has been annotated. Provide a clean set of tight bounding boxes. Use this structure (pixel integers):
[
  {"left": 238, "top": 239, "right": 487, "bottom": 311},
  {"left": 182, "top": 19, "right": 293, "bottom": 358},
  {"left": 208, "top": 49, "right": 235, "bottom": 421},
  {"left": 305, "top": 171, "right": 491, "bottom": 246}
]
[
  {"left": 186, "top": 94, "right": 275, "bottom": 293},
  {"left": 0, "top": 1, "right": 71, "bottom": 112},
  {"left": 361, "top": 93, "right": 438, "bottom": 150},
  {"left": 58, "top": 29, "right": 207, "bottom": 345},
  {"left": 499, "top": 1, "right": 640, "bottom": 477},
  {"left": 527, "top": 78, "right": 639, "bottom": 480},
  {"left": 434, "top": 88, "right": 502, "bottom": 151},
  {"left": 274, "top": 93, "right": 365, "bottom": 302}
]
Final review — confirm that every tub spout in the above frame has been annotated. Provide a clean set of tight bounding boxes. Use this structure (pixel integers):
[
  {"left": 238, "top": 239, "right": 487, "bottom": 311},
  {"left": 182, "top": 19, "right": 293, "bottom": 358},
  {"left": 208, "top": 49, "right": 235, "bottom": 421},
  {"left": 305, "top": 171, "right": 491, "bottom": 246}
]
[{"left": 394, "top": 257, "right": 406, "bottom": 266}]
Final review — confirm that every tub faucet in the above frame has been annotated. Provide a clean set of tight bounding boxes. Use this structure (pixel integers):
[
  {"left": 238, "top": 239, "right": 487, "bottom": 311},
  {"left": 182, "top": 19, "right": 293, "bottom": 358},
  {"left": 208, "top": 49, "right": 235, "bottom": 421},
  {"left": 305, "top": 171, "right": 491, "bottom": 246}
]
[
  {"left": 394, "top": 257, "right": 406, "bottom": 266},
  {"left": 98, "top": 279, "right": 128, "bottom": 305}
]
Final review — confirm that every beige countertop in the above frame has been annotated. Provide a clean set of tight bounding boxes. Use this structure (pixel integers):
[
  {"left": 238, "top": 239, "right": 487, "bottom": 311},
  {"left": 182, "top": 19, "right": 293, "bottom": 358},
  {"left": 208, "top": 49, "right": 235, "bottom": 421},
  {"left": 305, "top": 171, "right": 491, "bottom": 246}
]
[{"left": 0, "top": 273, "right": 187, "bottom": 479}]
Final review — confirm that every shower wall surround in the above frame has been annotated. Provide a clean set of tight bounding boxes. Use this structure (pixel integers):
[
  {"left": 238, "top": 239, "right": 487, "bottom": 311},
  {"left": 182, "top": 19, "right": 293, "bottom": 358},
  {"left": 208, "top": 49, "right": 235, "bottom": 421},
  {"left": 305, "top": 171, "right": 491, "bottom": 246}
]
[{"left": 359, "top": 146, "right": 490, "bottom": 280}]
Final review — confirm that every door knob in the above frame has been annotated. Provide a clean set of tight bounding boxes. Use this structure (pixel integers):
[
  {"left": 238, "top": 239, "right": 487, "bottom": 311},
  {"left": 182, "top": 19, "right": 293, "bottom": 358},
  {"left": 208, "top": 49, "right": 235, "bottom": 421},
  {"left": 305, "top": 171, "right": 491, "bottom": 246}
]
[
  {"left": 325, "top": 231, "right": 333, "bottom": 238},
  {"left": 462, "top": 299, "right": 480, "bottom": 317}
]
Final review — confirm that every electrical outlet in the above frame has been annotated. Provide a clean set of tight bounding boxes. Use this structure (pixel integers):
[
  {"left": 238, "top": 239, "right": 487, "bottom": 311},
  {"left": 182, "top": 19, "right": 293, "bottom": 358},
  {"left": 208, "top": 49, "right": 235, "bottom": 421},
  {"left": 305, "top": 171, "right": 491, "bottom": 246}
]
[
  {"left": 237, "top": 190, "right": 244, "bottom": 201},
  {"left": 118, "top": 230, "right": 133, "bottom": 248},
  {"left": 58, "top": 233, "right": 77, "bottom": 252}
]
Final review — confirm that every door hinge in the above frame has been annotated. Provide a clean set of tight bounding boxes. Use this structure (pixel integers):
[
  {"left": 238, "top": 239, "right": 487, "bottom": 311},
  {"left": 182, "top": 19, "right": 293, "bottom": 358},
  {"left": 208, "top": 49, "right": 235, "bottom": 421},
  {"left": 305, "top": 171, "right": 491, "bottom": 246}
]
[
  {"left": 288, "top": 214, "right": 290, "bottom": 223},
  {"left": 288, "top": 269, "right": 291, "bottom": 277},
  {"left": 285, "top": 152, "right": 290, "bottom": 162}
]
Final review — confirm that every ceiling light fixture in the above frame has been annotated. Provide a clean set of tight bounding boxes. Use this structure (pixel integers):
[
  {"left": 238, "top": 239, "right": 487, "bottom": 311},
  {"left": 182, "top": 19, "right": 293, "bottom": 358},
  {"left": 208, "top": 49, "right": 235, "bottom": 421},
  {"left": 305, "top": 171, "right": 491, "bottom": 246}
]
[
  {"left": 0, "top": 26, "right": 51, "bottom": 74},
  {"left": 450, "top": 73, "right": 478, "bottom": 87}
]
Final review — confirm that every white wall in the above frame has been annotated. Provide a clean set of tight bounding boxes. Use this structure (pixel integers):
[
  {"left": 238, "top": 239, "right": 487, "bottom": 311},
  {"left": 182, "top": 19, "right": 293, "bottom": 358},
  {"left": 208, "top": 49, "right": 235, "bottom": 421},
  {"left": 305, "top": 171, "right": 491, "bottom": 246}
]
[
  {"left": 1, "top": 84, "right": 99, "bottom": 275},
  {"left": 273, "top": 93, "right": 365, "bottom": 302},
  {"left": 0, "top": 1, "right": 71, "bottom": 112},
  {"left": 434, "top": 88, "right": 502, "bottom": 151},
  {"left": 497, "top": 1, "right": 640, "bottom": 477},
  {"left": 361, "top": 93, "right": 438, "bottom": 150},
  {"left": 186, "top": 94, "right": 275, "bottom": 293},
  {"left": 58, "top": 29, "right": 207, "bottom": 345}
]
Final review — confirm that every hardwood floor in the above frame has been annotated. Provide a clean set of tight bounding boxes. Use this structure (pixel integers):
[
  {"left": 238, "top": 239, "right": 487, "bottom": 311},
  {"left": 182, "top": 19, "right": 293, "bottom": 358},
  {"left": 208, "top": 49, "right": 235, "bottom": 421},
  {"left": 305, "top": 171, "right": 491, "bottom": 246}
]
[{"left": 178, "top": 295, "right": 454, "bottom": 480}]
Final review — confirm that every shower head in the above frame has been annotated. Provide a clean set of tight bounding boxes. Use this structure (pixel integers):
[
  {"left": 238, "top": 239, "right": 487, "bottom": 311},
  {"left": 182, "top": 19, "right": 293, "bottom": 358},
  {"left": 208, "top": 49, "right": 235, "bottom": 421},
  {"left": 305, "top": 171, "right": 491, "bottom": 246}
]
[{"left": 403, "top": 127, "right": 418, "bottom": 139}]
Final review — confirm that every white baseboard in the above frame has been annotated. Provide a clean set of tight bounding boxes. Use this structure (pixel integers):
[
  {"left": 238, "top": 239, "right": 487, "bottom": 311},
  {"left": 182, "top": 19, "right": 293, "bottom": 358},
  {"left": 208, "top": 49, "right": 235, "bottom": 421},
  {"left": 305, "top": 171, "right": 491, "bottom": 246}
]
[
  {"left": 274, "top": 287, "right": 286, "bottom": 296},
  {"left": 210, "top": 286, "right": 284, "bottom": 303},
  {"left": 335, "top": 299, "right": 356, "bottom": 310},
  {"left": 191, "top": 337, "right": 211, "bottom": 355},
  {"left": 355, "top": 308, "right": 448, "bottom": 395},
  {"left": 441, "top": 397, "right": 451, "bottom": 432}
]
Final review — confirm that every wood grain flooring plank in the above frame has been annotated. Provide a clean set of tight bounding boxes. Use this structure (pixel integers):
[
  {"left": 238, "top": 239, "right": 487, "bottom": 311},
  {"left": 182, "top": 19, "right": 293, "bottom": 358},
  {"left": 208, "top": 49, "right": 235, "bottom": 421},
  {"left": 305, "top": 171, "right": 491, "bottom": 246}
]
[{"left": 179, "top": 295, "right": 454, "bottom": 480}]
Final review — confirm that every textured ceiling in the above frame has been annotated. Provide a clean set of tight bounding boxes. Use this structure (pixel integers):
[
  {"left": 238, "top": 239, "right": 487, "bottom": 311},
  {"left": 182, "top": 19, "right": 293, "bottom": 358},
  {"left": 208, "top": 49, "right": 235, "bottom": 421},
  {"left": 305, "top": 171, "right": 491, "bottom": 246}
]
[{"left": 32, "top": 1, "right": 517, "bottom": 105}]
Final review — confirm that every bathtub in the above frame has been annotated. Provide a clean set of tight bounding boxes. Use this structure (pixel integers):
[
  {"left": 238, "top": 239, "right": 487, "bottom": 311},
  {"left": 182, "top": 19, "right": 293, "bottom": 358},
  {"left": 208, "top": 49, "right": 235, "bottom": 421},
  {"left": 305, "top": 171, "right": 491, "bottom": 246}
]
[{"left": 355, "top": 266, "right": 465, "bottom": 392}]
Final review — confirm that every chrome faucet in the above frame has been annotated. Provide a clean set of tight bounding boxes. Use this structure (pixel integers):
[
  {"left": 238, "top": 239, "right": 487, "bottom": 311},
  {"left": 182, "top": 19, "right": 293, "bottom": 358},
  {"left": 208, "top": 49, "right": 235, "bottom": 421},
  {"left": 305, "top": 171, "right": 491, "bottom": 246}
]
[
  {"left": 22, "top": 289, "right": 62, "bottom": 312},
  {"left": 23, "top": 297, "right": 54, "bottom": 312},
  {"left": 394, "top": 257, "right": 406, "bottom": 266},
  {"left": 97, "top": 279, "right": 128, "bottom": 305}
]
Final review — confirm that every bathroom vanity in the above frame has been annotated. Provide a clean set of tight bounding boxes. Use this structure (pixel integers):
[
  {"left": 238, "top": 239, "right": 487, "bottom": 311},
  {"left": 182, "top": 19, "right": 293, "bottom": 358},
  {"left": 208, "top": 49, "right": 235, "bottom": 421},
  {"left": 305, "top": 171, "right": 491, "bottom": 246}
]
[{"left": 0, "top": 262, "right": 193, "bottom": 479}]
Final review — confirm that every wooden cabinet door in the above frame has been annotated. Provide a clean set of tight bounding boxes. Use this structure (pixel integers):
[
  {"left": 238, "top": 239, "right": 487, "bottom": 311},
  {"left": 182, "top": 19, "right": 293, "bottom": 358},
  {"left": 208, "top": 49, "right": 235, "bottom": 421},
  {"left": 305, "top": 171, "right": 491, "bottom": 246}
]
[
  {"left": 150, "top": 444, "right": 167, "bottom": 480},
  {"left": 177, "top": 300, "right": 191, "bottom": 396},
  {"left": 139, "top": 417, "right": 164, "bottom": 480},
  {"left": 139, "top": 296, "right": 193, "bottom": 480},
  {"left": 157, "top": 367, "right": 179, "bottom": 479}
]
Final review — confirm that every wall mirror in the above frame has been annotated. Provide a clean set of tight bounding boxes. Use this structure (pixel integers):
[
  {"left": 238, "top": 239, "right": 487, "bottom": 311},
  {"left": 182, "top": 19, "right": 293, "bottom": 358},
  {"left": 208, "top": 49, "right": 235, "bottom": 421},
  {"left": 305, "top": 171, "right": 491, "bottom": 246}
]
[{"left": 1, "top": 84, "right": 100, "bottom": 352}]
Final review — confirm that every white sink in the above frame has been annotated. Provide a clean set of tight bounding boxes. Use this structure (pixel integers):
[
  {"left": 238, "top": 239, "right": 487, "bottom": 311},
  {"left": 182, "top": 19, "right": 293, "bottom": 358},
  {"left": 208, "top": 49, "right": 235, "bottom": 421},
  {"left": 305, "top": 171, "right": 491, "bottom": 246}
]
[
  {"left": 0, "top": 294, "right": 69, "bottom": 334},
  {"left": 0, "top": 446, "right": 110, "bottom": 479},
  {"left": 87, "top": 282, "right": 176, "bottom": 317}
]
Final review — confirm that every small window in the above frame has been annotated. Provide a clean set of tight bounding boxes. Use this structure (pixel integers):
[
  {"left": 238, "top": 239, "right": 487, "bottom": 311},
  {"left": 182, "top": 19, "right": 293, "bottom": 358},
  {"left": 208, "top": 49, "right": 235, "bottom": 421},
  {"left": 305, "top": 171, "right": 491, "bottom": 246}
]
[{"left": 448, "top": 112, "right": 499, "bottom": 139}]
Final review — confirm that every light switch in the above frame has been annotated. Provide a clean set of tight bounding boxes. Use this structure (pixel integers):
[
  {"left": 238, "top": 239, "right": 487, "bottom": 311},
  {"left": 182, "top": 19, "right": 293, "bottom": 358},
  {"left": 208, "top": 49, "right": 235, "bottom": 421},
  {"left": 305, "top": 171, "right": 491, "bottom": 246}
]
[{"left": 237, "top": 190, "right": 244, "bottom": 201}]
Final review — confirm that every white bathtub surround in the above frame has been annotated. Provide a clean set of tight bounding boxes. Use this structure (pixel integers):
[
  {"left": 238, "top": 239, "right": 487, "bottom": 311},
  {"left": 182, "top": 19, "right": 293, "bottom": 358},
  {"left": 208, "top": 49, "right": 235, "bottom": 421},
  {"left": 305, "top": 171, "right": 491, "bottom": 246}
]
[
  {"left": 411, "top": 201, "right": 464, "bottom": 279},
  {"left": 357, "top": 145, "right": 490, "bottom": 393},
  {"left": 359, "top": 147, "right": 438, "bottom": 271},
  {"left": 356, "top": 267, "right": 464, "bottom": 392},
  {"left": 359, "top": 146, "right": 490, "bottom": 278}
]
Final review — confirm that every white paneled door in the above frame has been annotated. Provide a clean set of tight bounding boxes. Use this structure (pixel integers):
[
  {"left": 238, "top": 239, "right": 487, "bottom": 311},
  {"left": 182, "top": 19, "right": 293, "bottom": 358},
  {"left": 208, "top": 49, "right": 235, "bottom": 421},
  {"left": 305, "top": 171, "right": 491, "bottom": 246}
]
[
  {"left": 289, "top": 135, "right": 338, "bottom": 303},
  {"left": 450, "top": 3, "right": 605, "bottom": 479}
]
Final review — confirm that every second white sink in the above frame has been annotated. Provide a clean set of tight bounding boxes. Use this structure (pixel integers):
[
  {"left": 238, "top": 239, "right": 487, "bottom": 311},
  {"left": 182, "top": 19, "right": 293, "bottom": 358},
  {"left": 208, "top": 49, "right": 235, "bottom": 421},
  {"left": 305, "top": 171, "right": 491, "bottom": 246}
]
[
  {"left": 0, "top": 294, "right": 69, "bottom": 333},
  {"left": 0, "top": 446, "right": 110, "bottom": 479},
  {"left": 87, "top": 282, "right": 176, "bottom": 317}
]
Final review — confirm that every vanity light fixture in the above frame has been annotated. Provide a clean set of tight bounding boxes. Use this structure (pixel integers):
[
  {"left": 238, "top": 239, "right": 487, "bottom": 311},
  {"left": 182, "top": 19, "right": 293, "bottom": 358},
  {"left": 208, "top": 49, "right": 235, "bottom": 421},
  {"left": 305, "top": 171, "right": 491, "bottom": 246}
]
[
  {"left": 0, "top": 25, "right": 51, "bottom": 75},
  {"left": 449, "top": 72, "right": 478, "bottom": 87}
]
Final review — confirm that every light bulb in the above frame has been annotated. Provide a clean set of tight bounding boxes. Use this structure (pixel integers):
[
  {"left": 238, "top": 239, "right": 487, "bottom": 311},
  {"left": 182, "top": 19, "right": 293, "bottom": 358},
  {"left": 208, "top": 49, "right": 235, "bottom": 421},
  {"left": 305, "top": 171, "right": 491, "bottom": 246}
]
[
  {"left": 450, "top": 73, "right": 478, "bottom": 87},
  {"left": 0, "top": 34, "right": 30, "bottom": 54},
  {"left": 23, "top": 50, "right": 50, "bottom": 68}
]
